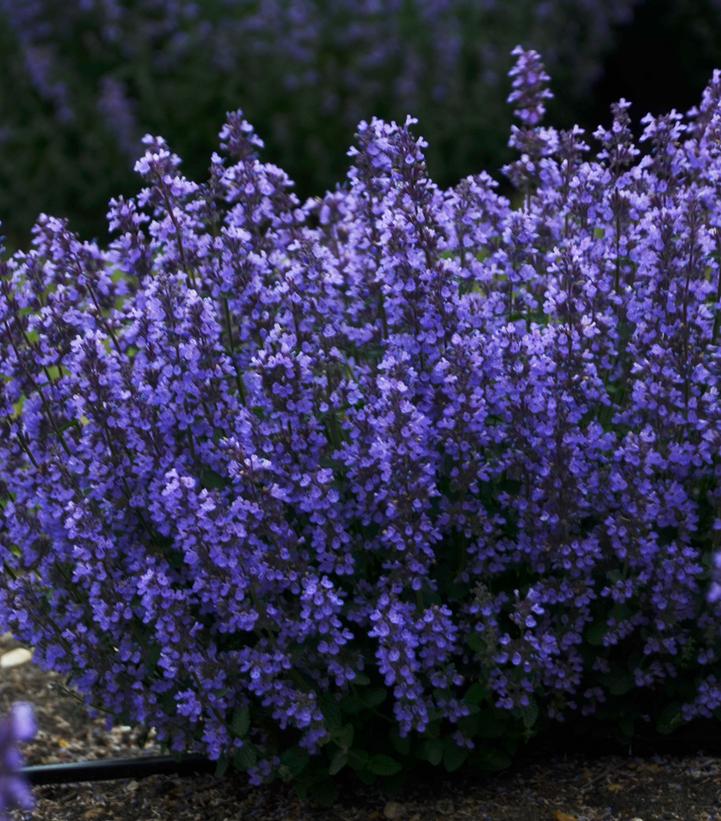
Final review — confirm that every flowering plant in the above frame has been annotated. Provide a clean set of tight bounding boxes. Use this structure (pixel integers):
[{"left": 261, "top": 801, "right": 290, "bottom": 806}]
[
  {"left": 2, "top": 47, "right": 721, "bottom": 799},
  {"left": 0, "top": 0, "right": 635, "bottom": 242},
  {"left": 0, "top": 703, "right": 35, "bottom": 818}
]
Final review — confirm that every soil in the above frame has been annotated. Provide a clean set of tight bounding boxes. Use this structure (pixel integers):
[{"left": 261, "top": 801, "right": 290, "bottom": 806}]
[{"left": 3, "top": 634, "right": 721, "bottom": 821}]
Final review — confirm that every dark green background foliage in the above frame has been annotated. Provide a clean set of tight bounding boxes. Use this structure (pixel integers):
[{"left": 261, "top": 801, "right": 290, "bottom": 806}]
[{"left": 0, "top": 0, "right": 695, "bottom": 246}]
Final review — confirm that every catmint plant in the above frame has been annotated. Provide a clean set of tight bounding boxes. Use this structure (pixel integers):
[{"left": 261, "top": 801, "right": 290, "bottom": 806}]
[{"left": 2, "top": 47, "right": 721, "bottom": 796}]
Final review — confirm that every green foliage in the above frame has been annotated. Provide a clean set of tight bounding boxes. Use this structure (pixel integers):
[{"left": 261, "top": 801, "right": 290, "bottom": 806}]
[{"left": 0, "top": 1, "right": 637, "bottom": 244}]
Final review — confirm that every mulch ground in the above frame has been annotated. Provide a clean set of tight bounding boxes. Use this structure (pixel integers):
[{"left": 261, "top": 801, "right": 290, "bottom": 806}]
[{"left": 2, "top": 634, "right": 721, "bottom": 821}]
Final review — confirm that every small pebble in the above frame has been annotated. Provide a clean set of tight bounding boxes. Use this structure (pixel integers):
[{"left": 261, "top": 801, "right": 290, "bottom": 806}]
[
  {"left": 0, "top": 647, "right": 32, "bottom": 668},
  {"left": 383, "top": 801, "right": 405, "bottom": 819}
]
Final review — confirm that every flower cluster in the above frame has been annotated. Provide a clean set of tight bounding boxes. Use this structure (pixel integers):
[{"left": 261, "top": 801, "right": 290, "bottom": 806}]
[
  {"left": 0, "top": 703, "right": 35, "bottom": 818},
  {"left": 0, "top": 0, "right": 636, "bottom": 242},
  {"left": 2, "top": 48, "right": 721, "bottom": 780}
]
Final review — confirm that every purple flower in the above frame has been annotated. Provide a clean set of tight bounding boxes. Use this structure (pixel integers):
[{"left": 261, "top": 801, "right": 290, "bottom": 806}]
[{"left": 0, "top": 703, "right": 36, "bottom": 817}]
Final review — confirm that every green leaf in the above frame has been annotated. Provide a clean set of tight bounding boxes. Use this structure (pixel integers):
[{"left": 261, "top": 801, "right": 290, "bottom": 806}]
[
  {"left": 362, "top": 686, "right": 387, "bottom": 709},
  {"left": 352, "top": 672, "right": 371, "bottom": 686},
  {"left": 214, "top": 755, "right": 229, "bottom": 778},
  {"left": 368, "top": 754, "right": 403, "bottom": 776},
  {"left": 320, "top": 694, "right": 343, "bottom": 731},
  {"left": 610, "top": 603, "right": 632, "bottom": 622},
  {"left": 419, "top": 738, "right": 444, "bottom": 766},
  {"left": 425, "top": 719, "right": 442, "bottom": 739},
  {"left": 231, "top": 705, "right": 250, "bottom": 738},
  {"left": 356, "top": 768, "right": 378, "bottom": 785},
  {"left": 328, "top": 750, "right": 348, "bottom": 775},
  {"left": 521, "top": 700, "right": 539, "bottom": 731},
  {"left": 500, "top": 734, "right": 519, "bottom": 756},
  {"left": 199, "top": 467, "right": 227, "bottom": 491},
  {"left": 348, "top": 749, "right": 369, "bottom": 772},
  {"left": 144, "top": 643, "right": 162, "bottom": 672},
  {"left": 443, "top": 741, "right": 468, "bottom": 773},
  {"left": 656, "top": 703, "right": 683, "bottom": 735},
  {"left": 471, "top": 747, "right": 511, "bottom": 772},
  {"left": 458, "top": 713, "right": 480, "bottom": 736},
  {"left": 280, "top": 747, "right": 309, "bottom": 778},
  {"left": 584, "top": 619, "right": 607, "bottom": 647},
  {"left": 334, "top": 723, "right": 354, "bottom": 750},
  {"left": 475, "top": 711, "right": 506, "bottom": 739},
  {"left": 292, "top": 778, "right": 310, "bottom": 801},
  {"left": 606, "top": 670, "right": 634, "bottom": 696},
  {"left": 233, "top": 744, "right": 257, "bottom": 772},
  {"left": 466, "top": 632, "right": 485, "bottom": 654},
  {"left": 463, "top": 682, "right": 488, "bottom": 706},
  {"left": 617, "top": 714, "right": 635, "bottom": 740},
  {"left": 389, "top": 729, "right": 410, "bottom": 757},
  {"left": 339, "top": 692, "right": 363, "bottom": 715}
]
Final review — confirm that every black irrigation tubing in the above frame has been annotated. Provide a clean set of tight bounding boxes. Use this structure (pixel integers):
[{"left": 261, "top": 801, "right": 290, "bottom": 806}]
[{"left": 22, "top": 753, "right": 216, "bottom": 786}]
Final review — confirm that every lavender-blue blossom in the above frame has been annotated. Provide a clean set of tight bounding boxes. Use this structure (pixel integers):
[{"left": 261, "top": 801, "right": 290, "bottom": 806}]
[{"left": 0, "top": 703, "right": 36, "bottom": 818}]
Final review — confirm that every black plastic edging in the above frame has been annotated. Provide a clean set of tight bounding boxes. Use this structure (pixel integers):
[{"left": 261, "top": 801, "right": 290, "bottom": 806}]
[{"left": 22, "top": 754, "right": 215, "bottom": 785}]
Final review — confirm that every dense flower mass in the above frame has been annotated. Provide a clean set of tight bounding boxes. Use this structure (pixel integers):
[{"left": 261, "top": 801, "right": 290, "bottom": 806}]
[
  {"left": 0, "top": 703, "right": 35, "bottom": 818},
  {"left": 0, "top": 0, "right": 636, "bottom": 241},
  {"left": 2, "top": 47, "right": 721, "bottom": 785}
]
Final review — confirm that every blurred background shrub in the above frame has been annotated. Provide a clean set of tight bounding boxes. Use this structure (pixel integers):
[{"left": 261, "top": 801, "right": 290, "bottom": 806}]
[
  {"left": 0, "top": 0, "right": 637, "bottom": 244},
  {"left": 2, "top": 0, "right": 721, "bottom": 247}
]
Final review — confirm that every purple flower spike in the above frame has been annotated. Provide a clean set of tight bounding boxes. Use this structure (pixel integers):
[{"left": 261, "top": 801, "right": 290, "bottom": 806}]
[{"left": 0, "top": 703, "right": 36, "bottom": 817}]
